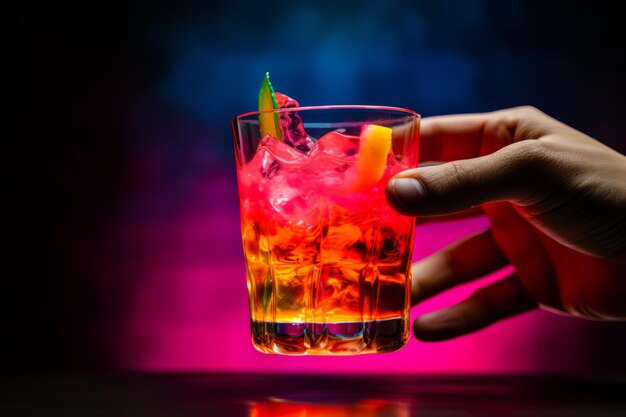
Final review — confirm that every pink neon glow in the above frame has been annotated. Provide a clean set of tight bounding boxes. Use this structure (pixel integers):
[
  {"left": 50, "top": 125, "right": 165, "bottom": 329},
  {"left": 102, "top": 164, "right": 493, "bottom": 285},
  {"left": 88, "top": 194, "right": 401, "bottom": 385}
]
[{"left": 108, "top": 159, "right": 601, "bottom": 374}]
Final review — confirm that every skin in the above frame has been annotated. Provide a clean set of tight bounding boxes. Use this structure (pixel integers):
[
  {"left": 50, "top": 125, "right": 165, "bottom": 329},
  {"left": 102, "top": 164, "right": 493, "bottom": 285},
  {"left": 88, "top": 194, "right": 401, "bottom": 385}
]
[{"left": 386, "top": 106, "right": 626, "bottom": 341}]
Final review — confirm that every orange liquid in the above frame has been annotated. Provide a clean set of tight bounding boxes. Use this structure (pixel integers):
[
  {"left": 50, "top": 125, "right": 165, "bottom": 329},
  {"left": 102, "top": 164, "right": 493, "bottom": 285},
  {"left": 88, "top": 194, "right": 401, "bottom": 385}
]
[{"left": 238, "top": 135, "right": 415, "bottom": 355}]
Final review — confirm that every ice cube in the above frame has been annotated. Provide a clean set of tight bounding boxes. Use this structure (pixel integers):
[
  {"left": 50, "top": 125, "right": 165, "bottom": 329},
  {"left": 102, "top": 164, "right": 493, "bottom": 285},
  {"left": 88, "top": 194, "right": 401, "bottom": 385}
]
[
  {"left": 257, "top": 134, "right": 307, "bottom": 164},
  {"left": 264, "top": 160, "right": 321, "bottom": 221},
  {"left": 240, "top": 136, "right": 297, "bottom": 189},
  {"left": 275, "top": 92, "right": 315, "bottom": 152},
  {"left": 384, "top": 150, "right": 401, "bottom": 176},
  {"left": 309, "top": 131, "right": 360, "bottom": 160},
  {"left": 306, "top": 131, "right": 360, "bottom": 192},
  {"left": 259, "top": 149, "right": 280, "bottom": 179}
]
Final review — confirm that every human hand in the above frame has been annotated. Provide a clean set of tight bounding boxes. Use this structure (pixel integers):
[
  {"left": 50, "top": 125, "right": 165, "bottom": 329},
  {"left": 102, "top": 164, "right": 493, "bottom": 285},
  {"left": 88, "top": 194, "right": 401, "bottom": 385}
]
[{"left": 386, "top": 106, "right": 626, "bottom": 341}]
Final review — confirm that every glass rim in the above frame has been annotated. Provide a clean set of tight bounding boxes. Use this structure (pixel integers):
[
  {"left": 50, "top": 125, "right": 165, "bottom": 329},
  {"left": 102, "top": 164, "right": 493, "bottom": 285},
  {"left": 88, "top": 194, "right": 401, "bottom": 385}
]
[{"left": 233, "top": 104, "right": 420, "bottom": 122}]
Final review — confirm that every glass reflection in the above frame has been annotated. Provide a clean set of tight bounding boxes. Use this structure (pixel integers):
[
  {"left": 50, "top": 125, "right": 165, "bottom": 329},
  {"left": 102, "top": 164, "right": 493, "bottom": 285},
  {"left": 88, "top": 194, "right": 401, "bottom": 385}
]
[{"left": 248, "top": 397, "right": 409, "bottom": 417}]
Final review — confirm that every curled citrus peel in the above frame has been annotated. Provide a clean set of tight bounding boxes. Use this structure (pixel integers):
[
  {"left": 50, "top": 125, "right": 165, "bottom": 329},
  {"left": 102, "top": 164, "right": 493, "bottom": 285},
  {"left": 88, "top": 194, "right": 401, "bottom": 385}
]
[
  {"left": 258, "top": 72, "right": 282, "bottom": 140},
  {"left": 354, "top": 124, "right": 392, "bottom": 190}
]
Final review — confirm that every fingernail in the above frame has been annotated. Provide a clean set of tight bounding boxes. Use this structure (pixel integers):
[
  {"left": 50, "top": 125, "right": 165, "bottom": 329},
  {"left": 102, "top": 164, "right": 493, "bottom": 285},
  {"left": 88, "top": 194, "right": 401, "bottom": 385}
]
[
  {"left": 391, "top": 177, "right": 426, "bottom": 207},
  {"left": 418, "top": 310, "right": 462, "bottom": 328},
  {"left": 413, "top": 310, "right": 465, "bottom": 341}
]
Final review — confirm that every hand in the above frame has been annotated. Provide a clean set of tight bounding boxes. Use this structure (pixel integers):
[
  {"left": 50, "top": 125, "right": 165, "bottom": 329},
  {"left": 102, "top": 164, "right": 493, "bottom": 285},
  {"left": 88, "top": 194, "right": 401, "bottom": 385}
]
[{"left": 386, "top": 106, "right": 626, "bottom": 341}]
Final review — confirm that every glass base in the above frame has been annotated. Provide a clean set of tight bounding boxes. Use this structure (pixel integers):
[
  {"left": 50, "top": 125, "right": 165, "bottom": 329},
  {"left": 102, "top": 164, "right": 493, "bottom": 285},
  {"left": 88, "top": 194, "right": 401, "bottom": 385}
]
[{"left": 251, "top": 317, "right": 409, "bottom": 355}]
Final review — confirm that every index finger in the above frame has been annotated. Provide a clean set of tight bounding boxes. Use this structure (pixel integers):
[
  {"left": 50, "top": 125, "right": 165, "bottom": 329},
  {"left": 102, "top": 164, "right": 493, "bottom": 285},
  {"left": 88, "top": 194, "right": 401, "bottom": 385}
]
[{"left": 419, "top": 109, "right": 520, "bottom": 163}]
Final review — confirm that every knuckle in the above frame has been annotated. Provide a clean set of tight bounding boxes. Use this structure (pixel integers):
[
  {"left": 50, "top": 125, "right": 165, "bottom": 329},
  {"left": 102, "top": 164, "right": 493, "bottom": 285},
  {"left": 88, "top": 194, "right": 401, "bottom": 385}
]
[
  {"left": 445, "top": 160, "right": 472, "bottom": 188},
  {"left": 513, "top": 105, "right": 544, "bottom": 119},
  {"left": 502, "top": 140, "right": 559, "bottom": 205},
  {"left": 507, "top": 139, "right": 554, "bottom": 172}
]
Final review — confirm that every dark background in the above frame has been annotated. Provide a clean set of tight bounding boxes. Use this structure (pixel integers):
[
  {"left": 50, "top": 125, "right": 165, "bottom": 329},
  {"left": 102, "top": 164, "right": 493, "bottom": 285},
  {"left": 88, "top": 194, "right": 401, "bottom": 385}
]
[{"left": 7, "top": 0, "right": 626, "bottom": 371}]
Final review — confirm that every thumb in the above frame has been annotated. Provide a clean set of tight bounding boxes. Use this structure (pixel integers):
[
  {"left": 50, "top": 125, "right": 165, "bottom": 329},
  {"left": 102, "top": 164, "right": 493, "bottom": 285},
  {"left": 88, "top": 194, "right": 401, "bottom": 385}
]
[{"left": 386, "top": 140, "right": 550, "bottom": 216}]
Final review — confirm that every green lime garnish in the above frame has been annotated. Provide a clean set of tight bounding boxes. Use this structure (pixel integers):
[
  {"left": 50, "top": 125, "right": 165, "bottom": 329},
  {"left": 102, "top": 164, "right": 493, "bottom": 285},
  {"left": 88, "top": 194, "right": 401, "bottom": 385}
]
[{"left": 258, "top": 72, "right": 282, "bottom": 140}]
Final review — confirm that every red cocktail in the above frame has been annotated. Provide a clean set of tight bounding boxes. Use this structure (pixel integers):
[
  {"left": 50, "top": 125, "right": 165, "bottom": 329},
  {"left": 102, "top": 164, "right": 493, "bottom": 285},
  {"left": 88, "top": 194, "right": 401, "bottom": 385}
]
[{"left": 233, "top": 96, "right": 419, "bottom": 355}]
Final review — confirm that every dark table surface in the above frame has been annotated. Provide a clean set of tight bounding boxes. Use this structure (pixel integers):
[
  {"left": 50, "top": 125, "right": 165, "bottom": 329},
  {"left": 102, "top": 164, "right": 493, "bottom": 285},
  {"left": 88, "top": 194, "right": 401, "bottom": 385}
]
[{"left": 2, "top": 373, "right": 626, "bottom": 417}]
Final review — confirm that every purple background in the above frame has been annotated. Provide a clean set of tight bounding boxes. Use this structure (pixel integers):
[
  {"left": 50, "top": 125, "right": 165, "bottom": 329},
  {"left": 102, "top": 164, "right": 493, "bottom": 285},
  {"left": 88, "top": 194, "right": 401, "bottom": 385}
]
[{"left": 8, "top": 0, "right": 626, "bottom": 372}]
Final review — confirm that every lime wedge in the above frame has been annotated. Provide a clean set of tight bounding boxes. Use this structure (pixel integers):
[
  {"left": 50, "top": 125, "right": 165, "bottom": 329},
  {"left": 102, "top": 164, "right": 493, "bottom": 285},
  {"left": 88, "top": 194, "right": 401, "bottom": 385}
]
[
  {"left": 258, "top": 72, "right": 282, "bottom": 140},
  {"left": 355, "top": 124, "right": 392, "bottom": 189}
]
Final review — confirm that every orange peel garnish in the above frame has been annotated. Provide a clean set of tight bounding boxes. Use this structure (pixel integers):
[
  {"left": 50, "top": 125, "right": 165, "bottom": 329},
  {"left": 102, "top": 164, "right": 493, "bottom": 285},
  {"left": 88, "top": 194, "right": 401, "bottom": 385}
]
[{"left": 355, "top": 124, "right": 392, "bottom": 190}]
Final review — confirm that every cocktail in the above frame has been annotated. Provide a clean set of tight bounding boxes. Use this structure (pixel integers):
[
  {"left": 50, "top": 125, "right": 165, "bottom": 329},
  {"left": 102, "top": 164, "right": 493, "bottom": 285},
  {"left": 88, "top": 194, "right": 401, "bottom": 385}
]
[{"left": 233, "top": 74, "right": 420, "bottom": 355}]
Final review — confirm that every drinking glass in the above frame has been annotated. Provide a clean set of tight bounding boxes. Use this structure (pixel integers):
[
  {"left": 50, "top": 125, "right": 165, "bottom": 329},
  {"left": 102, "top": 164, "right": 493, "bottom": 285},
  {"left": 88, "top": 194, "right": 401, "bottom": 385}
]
[{"left": 233, "top": 106, "right": 420, "bottom": 355}]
